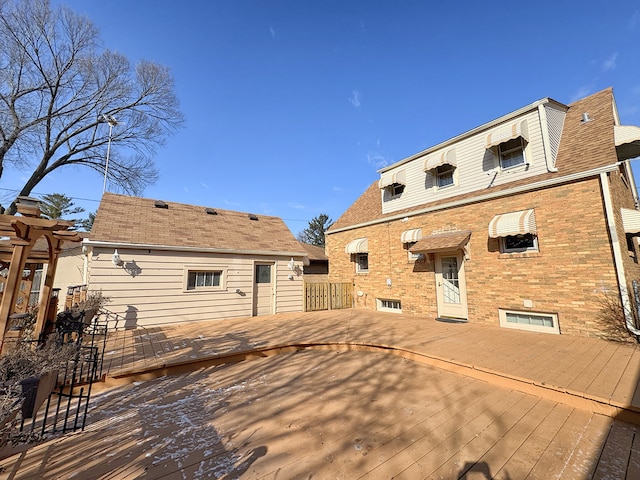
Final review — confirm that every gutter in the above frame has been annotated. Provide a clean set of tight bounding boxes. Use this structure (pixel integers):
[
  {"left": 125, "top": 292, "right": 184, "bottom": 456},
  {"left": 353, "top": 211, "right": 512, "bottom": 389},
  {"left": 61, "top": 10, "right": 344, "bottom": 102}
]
[
  {"left": 599, "top": 171, "right": 640, "bottom": 339},
  {"left": 82, "top": 239, "right": 307, "bottom": 259},
  {"left": 330, "top": 163, "right": 621, "bottom": 235}
]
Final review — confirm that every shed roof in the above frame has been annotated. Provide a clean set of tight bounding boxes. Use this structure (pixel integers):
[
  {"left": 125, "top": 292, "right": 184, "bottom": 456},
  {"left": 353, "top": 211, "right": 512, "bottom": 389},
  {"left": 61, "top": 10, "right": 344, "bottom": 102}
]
[
  {"left": 330, "top": 88, "right": 620, "bottom": 233},
  {"left": 297, "top": 242, "right": 328, "bottom": 261},
  {"left": 90, "top": 193, "right": 304, "bottom": 255}
]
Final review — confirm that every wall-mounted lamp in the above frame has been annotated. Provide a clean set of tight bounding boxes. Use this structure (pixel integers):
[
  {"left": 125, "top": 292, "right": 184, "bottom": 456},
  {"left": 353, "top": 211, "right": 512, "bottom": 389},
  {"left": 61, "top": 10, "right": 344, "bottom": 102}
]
[
  {"left": 112, "top": 249, "right": 124, "bottom": 267},
  {"left": 288, "top": 258, "right": 295, "bottom": 271}
]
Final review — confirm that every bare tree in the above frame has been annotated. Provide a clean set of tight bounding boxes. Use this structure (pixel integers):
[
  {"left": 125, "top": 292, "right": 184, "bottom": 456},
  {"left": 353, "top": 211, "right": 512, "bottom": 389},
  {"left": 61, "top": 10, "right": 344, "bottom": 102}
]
[{"left": 0, "top": 0, "right": 183, "bottom": 214}]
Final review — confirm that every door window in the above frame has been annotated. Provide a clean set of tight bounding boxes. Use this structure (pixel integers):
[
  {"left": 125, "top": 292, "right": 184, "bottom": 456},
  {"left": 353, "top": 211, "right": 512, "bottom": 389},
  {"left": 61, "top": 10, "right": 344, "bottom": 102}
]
[
  {"left": 441, "top": 256, "right": 461, "bottom": 304},
  {"left": 255, "top": 264, "right": 271, "bottom": 283}
]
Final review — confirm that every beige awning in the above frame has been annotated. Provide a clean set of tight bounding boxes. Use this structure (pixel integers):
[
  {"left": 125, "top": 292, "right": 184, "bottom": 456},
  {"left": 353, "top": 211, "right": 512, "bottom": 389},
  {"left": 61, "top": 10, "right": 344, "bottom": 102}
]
[
  {"left": 423, "top": 148, "right": 457, "bottom": 171},
  {"left": 486, "top": 119, "right": 529, "bottom": 150},
  {"left": 409, "top": 230, "right": 471, "bottom": 253},
  {"left": 615, "top": 125, "right": 640, "bottom": 161},
  {"left": 622, "top": 208, "right": 640, "bottom": 234},
  {"left": 488, "top": 209, "right": 537, "bottom": 238},
  {"left": 345, "top": 237, "right": 368, "bottom": 254},
  {"left": 379, "top": 169, "right": 407, "bottom": 189},
  {"left": 400, "top": 228, "right": 422, "bottom": 243}
]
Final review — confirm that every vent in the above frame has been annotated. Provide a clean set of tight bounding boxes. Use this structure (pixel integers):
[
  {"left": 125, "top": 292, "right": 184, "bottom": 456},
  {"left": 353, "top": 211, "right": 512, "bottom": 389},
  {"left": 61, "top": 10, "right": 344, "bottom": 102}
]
[
  {"left": 154, "top": 200, "right": 168, "bottom": 209},
  {"left": 581, "top": 112, "right": 592, "bottom": 123},
  {"left": 248, "top": 213, "right": 259, "bottom": 221},
  {"left": 205, "top": 208, "right": 218, "bottom": 215}
]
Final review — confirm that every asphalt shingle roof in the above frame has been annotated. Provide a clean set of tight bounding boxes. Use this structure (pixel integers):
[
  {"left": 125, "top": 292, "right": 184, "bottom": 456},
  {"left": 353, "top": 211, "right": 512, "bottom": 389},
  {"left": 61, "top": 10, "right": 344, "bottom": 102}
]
[{"left": 90, "top": 193, "right": 303, "bottom": 254}]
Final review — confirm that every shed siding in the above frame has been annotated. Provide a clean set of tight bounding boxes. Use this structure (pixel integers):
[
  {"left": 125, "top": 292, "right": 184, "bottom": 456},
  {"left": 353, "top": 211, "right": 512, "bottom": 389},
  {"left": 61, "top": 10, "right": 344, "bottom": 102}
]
[
  {"left": 381, "top": 110, "right": 549, "bottom": 214},
  {"left": 87, "top": 248, "right": 303, "bottom": 327}
]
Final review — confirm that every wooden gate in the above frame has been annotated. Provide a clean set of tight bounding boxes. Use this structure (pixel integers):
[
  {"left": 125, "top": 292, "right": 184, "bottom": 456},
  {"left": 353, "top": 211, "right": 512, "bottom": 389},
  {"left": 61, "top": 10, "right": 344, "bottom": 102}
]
[{"left": 304, "top": 282, "right": 353, "bottom": 311}]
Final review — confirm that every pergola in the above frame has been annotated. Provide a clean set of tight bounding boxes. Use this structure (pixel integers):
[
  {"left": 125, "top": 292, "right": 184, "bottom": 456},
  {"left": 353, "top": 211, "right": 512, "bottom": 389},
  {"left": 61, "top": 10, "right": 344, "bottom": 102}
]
[{"left": 0, "top": 197, "right": 81, "bottom": 351}]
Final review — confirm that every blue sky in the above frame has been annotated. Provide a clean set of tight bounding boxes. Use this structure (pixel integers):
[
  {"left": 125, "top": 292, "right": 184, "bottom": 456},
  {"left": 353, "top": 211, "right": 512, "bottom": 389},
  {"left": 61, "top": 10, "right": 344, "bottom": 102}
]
[{"left": 3, "top": 1, "right": 640, "bottom": 235}]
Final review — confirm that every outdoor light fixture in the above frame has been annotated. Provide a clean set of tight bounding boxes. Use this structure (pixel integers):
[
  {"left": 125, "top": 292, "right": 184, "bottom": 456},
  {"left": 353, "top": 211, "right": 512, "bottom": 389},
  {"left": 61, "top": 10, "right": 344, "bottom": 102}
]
[
  {"left": 112, "top": 249, "right": 124, "bottom": 267},
  {"left": 288, "top": 258, "right": 295, "bottom": 271}
]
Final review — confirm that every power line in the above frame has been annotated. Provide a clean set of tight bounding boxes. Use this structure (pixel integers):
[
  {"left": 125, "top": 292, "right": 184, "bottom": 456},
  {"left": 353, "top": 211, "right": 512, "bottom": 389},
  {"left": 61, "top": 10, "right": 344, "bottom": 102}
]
[{"left": 0, "top": 188, "right": 101, "bottom": 205}]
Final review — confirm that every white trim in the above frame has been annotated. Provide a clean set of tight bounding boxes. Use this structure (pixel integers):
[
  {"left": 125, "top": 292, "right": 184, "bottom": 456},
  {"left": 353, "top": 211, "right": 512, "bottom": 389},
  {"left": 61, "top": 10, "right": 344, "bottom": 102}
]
[
  {"left": 499, "top": 309, "right": 560, "bottom": 334},
  {"left": 329, "top": 163, "right": 620, "bottom": 235},
  {"left": 83, "top": 239, "right": 307, "bottom": 258},
  {"left": 537, "top": 104, "right": 558, "bottom": 172}
]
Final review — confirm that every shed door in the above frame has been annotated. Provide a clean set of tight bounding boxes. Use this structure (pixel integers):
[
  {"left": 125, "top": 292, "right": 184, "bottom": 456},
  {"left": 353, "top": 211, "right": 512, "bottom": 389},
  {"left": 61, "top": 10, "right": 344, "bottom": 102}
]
[
  {"left": 253, "top": 263, "right": 274, "bottom": 316},
  {"left": 434, "top": 252, "right": 468, "bottom": 320}
]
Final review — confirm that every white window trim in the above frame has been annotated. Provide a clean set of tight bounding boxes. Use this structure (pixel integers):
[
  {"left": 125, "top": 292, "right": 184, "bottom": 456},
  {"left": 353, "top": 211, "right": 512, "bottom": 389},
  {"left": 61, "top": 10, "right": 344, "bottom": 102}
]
[
  {"left": 377, "top": 298, "right": 402, "bottom": 313},
  {"left": 500, "top": 234, "right": 538, "bottom": 253},
  {"left": 499, "top": 309, "right": 559, "bottom": 334},
  {"left": 183, "top": 266, "right": 227, "bottom": 292},
  {"left": 355, "top": 253, "right": 369, "bottom": 274}
]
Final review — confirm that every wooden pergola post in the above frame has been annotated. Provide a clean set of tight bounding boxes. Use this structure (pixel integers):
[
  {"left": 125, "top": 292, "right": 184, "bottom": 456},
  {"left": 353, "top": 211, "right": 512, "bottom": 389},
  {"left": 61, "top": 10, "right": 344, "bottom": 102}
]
[{"left": 0, "top": 197, "right": 80, "bottom": 352}]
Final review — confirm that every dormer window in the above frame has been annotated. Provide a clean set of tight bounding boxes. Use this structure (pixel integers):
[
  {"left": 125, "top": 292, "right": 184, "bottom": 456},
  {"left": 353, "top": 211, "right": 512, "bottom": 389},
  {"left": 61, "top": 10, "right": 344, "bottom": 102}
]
[
  {"left": 435, "top": 164, "right": 455, "bottom": 188},
  {"left": 387, "top": 183, "right": 405, "bottom": 196},
  {"left": 498, "top": 137, "right": 527, "bottom": 170},
  {"left": 379, "top": 169, "right": 406, "bottom": 198}
]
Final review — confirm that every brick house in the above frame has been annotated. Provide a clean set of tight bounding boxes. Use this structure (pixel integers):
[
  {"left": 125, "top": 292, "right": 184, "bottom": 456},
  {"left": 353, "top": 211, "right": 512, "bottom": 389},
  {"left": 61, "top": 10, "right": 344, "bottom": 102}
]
[
  {"left": 326, "top": 88, "right": 640, "bottom": 340},
  {"left": 79, "top": 193, "right": 307, "bottom": 327}
]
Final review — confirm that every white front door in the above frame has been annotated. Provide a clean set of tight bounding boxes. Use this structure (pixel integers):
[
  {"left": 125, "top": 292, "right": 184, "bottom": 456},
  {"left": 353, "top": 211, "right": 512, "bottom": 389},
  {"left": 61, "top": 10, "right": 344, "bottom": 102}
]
[
  {"left": 434, "top": 252, "right": 468, "bottom": 320},
  {"left": 253, "top": 263, "right": 274, "bottom": 316}
]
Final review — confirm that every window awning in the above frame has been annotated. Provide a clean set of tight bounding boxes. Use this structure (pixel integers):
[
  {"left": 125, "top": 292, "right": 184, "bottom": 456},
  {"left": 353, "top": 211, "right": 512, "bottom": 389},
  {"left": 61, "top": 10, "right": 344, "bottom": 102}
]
[
  {"left": 423, "top": 148, "right": 457, "bottom": 172},
  {"left": 378, "top": 169, "right": 407, "bottom": 189},
  {"left": 409, "top": 230, "right": 471, "bottom": 253},
  {"left": 621, "top": 208, "right": 640, "bottom": 234},
  {"left": 486, "top": 119, "right": 529, "bottom": 150},
  {"left": 615, "top": 125, "right": 640, "bottom": 161},
  {"left": 345, "top": 237, "right": 368, "bottom": 254},
  {"left": 400, "top": 228, "right": 422, "bottom": 243},
  {"left": 488, "top": 209, "right": 537, "bottom": 238}
]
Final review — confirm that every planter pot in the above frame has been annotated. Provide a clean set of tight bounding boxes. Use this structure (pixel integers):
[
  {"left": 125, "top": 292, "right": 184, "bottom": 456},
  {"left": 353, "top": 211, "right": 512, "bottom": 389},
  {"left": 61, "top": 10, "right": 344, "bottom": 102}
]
[
  {"left": 19, "top": 370, "right": 58, "bottom": 419},
  {"left": 83, "top": 308, "right": 97, "bottom": 326}
]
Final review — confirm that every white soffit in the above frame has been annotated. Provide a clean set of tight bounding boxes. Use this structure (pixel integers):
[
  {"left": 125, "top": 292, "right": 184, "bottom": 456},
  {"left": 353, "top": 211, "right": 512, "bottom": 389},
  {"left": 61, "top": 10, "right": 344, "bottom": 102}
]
[
  {"left": 486, "top": 119, "right": 529, "bottom": 150},
  {"left": 622, "top": 208, "right": 640, "bottom": 234},
  {"left": 378, "top": 169, "right": 407, "bottom": 189},
  {"left": 400, "top": 228, "right": 422, "bottom": 243},
  {"left": 345, "top": 237, "right": 368, "bottom": 254},
  {"left": 423, "top": 148, "right": 457, "bottom": 172},
  {"left": 615, "top": 125, "right": 640, "bottom": 161},
  {"left": 488, "top": 209, "right": 537, "bottom": 238}
]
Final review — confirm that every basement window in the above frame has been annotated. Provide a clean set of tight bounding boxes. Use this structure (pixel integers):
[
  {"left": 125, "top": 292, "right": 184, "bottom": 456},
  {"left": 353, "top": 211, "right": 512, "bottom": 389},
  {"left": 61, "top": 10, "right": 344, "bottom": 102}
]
[
  {"left": 499, "top": 309, "right": 559, "bottom": 334},
  {"left": 377, "top": 299, "right": 402, "bottom": 313}
]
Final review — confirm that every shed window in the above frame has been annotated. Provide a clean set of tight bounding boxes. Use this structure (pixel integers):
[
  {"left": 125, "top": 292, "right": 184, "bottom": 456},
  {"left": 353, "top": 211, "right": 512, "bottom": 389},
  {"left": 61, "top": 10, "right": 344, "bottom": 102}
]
[{"left": 187, "top": 270, "right": 222, "bottom": 290}]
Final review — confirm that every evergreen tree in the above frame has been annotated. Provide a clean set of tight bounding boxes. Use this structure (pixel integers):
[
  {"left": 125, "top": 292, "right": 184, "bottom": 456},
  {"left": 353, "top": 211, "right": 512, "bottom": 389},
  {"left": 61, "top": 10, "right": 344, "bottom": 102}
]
[{"left": 297, "top": 214, "right": 333, "bottom": 247}]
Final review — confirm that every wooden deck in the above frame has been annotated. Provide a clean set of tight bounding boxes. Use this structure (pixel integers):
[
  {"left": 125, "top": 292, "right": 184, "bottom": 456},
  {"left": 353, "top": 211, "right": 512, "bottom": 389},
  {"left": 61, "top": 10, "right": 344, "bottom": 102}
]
[{"left": 2, "top": 309, "right": 640, "bottom": 478}]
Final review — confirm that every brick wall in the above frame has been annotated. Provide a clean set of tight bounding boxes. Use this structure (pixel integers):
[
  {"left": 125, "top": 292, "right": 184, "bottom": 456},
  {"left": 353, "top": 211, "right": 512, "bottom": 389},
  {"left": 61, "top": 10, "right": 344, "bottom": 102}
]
[{"left": 327, "top": 176, "right": 635, "bottom": 341}]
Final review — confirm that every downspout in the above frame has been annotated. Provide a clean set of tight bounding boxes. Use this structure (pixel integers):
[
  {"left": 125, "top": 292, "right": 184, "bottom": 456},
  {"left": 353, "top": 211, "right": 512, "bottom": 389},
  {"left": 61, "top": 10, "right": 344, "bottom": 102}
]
[{"left": 600, "top": 171, "right": 640, "bottom": 339}]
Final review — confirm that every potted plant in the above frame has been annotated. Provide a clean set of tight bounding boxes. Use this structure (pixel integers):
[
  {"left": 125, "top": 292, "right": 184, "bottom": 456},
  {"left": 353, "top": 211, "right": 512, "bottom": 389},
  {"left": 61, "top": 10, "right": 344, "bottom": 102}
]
[{"left": 0, "top": 335, "right": 78, "bottom": 446}]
